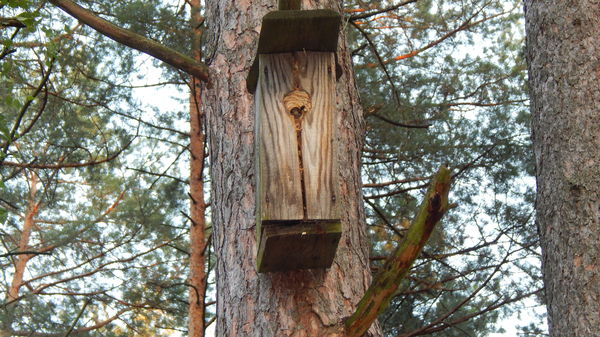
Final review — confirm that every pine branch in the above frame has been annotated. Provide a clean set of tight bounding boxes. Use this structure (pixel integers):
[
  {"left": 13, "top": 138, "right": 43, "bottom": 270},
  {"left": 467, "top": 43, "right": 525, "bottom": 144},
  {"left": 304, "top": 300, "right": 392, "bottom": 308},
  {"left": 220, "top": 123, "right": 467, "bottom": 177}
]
[
  {"left": 0, "top": 250, "right": 52, "bottom": 258},
  {"left": 0, "top": 17, "right": 26, "bottom": 28},
  {"left": 358, "top": 6, "right": 512, "bottom": 69},
  {"left": 364, "top": 197, "right": 405, "bottom": 238},
  {"left": 397, "top": 250, "right": 514, "bottom": 337},
  {"left": 363, "top": 175, "right": 429, "bottom": 188},
  {"left": 47, "top": 0, "right": 209, "bottom": 82},
  {"left": 351, "top": 20, "right": 402, "bottom": 109},
  {"left": 1, "top": 57, "right": 54, "bottom": 156},
  {"left": 369, "top": 112, "right": 431, "bottom": 129},
  {"left": 403, "top": 288, "right": 543, "bottom": 336},
  {"left": 127, "top": 167, "right": 189, "bottom": 185},
  {"left": 2, "top": 135, "right": 135, "bottom": 169},
  {"left": 348, "top": 0, "right": 418, "bottom": 21},
  {"left": 10, "top": 308, "right": 133, "bottom": 337},
  {"left": 2, "top": 149, "right": 123, "bottom": 169},
  {"left": 63, "top": 299, "right": 90, "bottom": 337},
  {"left": 345, "top": 165, "right": 452, "bottom": 337}
]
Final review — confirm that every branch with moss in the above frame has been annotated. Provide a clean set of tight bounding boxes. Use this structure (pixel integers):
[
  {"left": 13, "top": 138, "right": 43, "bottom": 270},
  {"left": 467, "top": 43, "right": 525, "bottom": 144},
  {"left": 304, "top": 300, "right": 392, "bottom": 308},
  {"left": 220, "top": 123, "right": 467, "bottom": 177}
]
[
  {"left": 47, "top": 0, "right": 209, "bottom": 82},
  {"left": 345, "top": 165, "right": 453, "bottom": 337}
]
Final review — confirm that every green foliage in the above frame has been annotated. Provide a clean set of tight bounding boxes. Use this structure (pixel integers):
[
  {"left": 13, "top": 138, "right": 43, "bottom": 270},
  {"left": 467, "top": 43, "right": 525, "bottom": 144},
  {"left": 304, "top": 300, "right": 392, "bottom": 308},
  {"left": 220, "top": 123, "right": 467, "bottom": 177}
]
[
  {"left": 0, "top": 0, "right": 40, "bottom": 32},
  {"left": 1, "top": 0, "right": 32, "bottom": 9},
  {"left": 1, "top": 1, "right": 196, "bottom": 335},
  {"left": 346, "top": 0, "right": 545, "bottom": 335},
  {"left": 0, "top": 110, "right": 7, "bottom": 225},
  {"left": 14, "top": 8, "right": 38, "bottom": 27},
  {"left": 0, "top": 115, "right": 9, "bottom": 142},
  {"left": 1, "top": 0, "right": 545, "bottom": 335}
]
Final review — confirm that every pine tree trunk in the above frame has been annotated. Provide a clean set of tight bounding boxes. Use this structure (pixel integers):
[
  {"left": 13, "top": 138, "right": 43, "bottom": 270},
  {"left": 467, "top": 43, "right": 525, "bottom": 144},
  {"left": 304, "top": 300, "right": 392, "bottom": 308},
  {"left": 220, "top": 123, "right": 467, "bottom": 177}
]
[
  {"left": 188, "top": 0, "right": 207, "bottom": 335},
  {"left": 202, "top": 0, "right": 375, "bottom": 335},
  {"left": 2, "top": 172, "right": 39, "bottom": 337},
  {"left": 525, "top": 1, "right": 600, "bottom": 336}
]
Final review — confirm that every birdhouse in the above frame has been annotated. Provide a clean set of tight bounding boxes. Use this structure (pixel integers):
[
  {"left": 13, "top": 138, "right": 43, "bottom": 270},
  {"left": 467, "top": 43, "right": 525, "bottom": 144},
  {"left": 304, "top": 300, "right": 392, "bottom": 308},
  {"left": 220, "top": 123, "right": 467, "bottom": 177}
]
[{"left": 247, "top": 9, "right": 342, "bottom": 273}]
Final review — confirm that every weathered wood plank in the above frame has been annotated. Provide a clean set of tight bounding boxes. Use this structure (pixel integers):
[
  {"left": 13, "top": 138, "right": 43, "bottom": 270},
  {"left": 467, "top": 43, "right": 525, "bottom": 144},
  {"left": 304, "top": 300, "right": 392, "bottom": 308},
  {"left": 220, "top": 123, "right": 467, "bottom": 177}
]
[
  {"left": 257, "top": 52, "right": 338, "bottom": 221},
  {"left": 297, "top": 53, "right": 339, "bottom": 219},
  {"left": 255, "top": 51, "right": 341, "bottom": 272},
  {"left": 256, "top": 54, "right": 304, "bottom": 221},
  {"left": 257, "top": 10, "right": 341, "bottom": 54},
  {"left": 278, "top": 0, "right": 301, "bottom": 10}
]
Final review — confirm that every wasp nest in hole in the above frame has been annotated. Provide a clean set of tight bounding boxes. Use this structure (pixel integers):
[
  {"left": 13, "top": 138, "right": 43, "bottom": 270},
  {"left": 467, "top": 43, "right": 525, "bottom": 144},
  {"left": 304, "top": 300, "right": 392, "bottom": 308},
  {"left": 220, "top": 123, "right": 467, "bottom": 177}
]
[{"left": 283, "top": 89, "right": 312, "bottom": 119}]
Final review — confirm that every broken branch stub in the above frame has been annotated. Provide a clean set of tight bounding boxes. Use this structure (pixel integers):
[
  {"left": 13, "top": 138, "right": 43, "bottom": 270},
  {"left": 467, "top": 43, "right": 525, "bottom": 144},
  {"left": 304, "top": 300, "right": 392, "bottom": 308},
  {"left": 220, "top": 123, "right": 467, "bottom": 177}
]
[{"left": 345, "top": 165, "right": 453, "bottom": 336}]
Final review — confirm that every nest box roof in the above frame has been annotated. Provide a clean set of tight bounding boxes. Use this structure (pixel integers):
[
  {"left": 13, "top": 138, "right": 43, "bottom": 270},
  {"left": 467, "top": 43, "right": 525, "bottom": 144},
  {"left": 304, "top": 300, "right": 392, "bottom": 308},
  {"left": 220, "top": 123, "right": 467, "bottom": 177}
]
[{"left": 246, "top": 9, "right": 342, "bottom": 93}]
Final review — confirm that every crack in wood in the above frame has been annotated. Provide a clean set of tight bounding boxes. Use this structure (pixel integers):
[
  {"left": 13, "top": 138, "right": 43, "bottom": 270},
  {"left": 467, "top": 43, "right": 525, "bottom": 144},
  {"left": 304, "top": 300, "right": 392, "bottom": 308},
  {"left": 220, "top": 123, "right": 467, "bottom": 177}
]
[
  {"left": 284, "top": 89, "right": 310, "bottom": 220},
  {"left": 292, "top": 111, "right": 308, "bottom": 219},
  {"left": 283, "top": 55, "right": 312, "bottom": 220}
]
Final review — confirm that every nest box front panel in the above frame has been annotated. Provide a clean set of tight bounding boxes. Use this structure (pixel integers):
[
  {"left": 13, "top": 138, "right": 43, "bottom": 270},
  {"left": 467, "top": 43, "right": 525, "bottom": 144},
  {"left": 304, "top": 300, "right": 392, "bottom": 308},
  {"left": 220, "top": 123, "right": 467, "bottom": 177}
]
[
  {"left": 254, "top": 51, "right": 341, "bottom": 272},
  {"left": 256, "top": 52, "right": 339, "bottom": 223}
]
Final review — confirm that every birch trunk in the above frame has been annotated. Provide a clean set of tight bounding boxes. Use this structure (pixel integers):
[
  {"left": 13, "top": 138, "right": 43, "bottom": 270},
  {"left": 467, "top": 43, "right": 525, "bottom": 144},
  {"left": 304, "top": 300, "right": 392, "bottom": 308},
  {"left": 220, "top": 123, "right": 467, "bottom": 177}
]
[
  {"left": 202, "top": 0, "right": 375, "bottom": 335},
  {"left": 525, "top": 1, "right": 600, "bottom": 336}
]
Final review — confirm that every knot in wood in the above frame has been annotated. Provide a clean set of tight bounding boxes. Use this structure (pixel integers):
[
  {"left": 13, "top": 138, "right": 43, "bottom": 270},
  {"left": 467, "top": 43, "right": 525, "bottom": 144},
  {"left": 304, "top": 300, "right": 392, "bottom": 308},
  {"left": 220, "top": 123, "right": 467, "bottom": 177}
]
[{"left": 283, "top": 89, "right": 311, "bottom": 119}]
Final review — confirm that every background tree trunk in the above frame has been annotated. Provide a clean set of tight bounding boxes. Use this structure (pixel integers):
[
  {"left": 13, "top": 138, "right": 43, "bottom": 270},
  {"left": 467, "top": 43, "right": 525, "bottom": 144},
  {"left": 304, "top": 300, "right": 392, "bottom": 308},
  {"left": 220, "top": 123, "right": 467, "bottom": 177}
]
[
  {"left": 525, "top": 1, "right": 600, "bottom": 336},
  {"left": 202, "top": 0, "right": 375, "bottom": 335},
  {"left": 188, "top": 0, "right": 207, "bottom": 334},
  {"left": 2, "top": 172, "right": 39, "bottom": 337}
]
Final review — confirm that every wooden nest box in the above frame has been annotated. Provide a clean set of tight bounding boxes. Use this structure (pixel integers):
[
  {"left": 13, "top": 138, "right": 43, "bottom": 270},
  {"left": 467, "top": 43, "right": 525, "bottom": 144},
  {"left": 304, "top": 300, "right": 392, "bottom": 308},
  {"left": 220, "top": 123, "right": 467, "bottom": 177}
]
[{"left": 247, "top": 9, "right": 342, "bottom": 273}]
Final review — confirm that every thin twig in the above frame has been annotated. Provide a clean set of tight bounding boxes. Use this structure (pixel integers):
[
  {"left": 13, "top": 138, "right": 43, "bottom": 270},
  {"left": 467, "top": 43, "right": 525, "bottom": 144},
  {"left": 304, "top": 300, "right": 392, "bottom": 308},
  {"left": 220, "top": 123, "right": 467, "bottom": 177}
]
[
  {"left": 64, "top": 299, "right": 91, "bottom": 337},
  {"left": 349, "top": 0, "right": 418, "bottom": 21}
]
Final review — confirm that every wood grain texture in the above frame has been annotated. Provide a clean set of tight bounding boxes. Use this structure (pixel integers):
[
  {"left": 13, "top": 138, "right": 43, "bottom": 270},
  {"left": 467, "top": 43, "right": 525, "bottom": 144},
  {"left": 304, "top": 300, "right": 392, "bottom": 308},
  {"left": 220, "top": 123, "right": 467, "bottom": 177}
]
[
  {"left": 256, "top": 54, "right": 304, "bottom": 221},
  {"left": 256, "top": 52, "right": 338, "bottom": 222},
  {"left": 297, "top": 52, "right": 339, "bottom": 219},
  {"left": 255, "top": 52, "right": 340, "bottom": 272}
]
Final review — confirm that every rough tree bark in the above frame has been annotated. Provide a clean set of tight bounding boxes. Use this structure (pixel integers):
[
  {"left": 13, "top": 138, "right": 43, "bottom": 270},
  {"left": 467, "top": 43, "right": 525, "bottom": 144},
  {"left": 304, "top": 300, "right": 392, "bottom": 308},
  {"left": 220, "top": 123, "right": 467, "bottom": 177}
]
[
  {"left": 525, "top": 1, "right": 600, "bottom": 336},
  {"left": 202, "top": 0, "right": 375, "bottom": 335}
]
